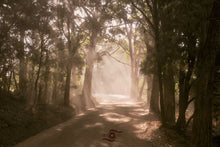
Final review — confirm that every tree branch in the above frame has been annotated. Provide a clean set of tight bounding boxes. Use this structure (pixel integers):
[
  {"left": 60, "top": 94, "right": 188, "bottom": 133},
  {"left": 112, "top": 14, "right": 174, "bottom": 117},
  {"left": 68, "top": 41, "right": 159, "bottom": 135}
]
[
  {"left": 186, "top": 113, "right": 194, "bottom": 128},
  {"left": 129, "top": 0, "right": 154, "bottom": 31},
  {"left": 189, "top": 79, "right": 196, "bottom": 90},
  {"left": 82, "top": 6, "right": 93, "bottom": 18},
  {"left": 106, "top": 53, "right": 131, "bottom": 66},
  {"left": 187, "top": 97, "right": 195, "bottom": 105},
  {"left": 102, "top": 23, "right": 125, "bottom": 29},
  {"left": 104, "top": 35, "right": 130, "bottom": 56},
  {"left": 145, "top": 0, "right": 153, "bottom": 14},
  {"left": 110, "top": 47, "right": 120, "bottom": 55}
]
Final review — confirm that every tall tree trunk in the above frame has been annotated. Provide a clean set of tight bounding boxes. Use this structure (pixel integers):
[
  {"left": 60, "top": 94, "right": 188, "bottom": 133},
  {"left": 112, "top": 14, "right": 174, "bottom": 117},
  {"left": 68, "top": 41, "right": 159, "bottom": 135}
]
[
  {"left": 44, "top": 50, "right": 50, "bottom": 104},
  {"left": 150, "top": 74, "right": 160, "bottom": 114},
  {"left": 7, "top": 71, "right": 12, "bottom": 92},
  {"left": 82, "top": 57, "right": 95, "bottom": 108},
  {"left": 71, "top": 67, "right": 82, "bottom": 113},
  {"left": 155, "top": 34, "right": 165, "bottom": 123},
  {"left": 33, "top": 36, "right": 44, "bottom": 108},
  {"left": 71, "top": 66, "right": 77, "bottom": 95},
  {"left": 82, "top": 32, "right": 97, "bottom": 109},
  {"left": 152, "top": 0, "right": 165, "bottom": 124},
  {"left": 138, "top": 77, "right": 146, "bottom": 101},
  {"left": 130, "top": 72, "right": 139, "bottom": 99},
  {"left": 192, "top": 1, "right": 218, "bottom": 146},
  {"left": 146, "top": 75, "right": 152, "bottom": 106},
  {"left": 63, "top": 17, "right": 80, "bottom": 107},
  {"left": 176, "top": 51, "right": 195, "bottom": 132},
  {"left": 38, "top": 82, "right": 43, "bottom": 104},
  {"left": 143, "top": 33, "right": 153, "bottom": 107},
  {"left": 163, "top": 63, "right": 175, "bottom": 126},
  {"left": 19, "top": 32, "right": 27, "bottom": 98},
  {"left": 2, "top": 74, "right": 7, "bottom": 91},
  {"left": 52, "top": 72, "right": 58, "bottom": 104},
  {"left": 12, "top": 70, "right": 18, "bottom": 91},
  {"left": 63, "top": 19, "right": 72, "bottom": 107},
  {"left": 125, "top": 23, "right": 138, "bottom": 99},
  {"left": 26, "top": 64, "right": 35, "bottom": 106},
  {"left": 64, "top": 65, "right": 71, "bottom": 106},
  {"left": 176, "top": 66, "right": 187, "bottom": 131}
]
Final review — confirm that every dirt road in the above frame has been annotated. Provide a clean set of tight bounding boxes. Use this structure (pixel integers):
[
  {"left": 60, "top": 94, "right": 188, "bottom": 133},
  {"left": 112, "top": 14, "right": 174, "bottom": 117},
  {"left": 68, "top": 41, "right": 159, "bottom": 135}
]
[{"left": 15, "top": 98, "right": 177, "bottom": 147}]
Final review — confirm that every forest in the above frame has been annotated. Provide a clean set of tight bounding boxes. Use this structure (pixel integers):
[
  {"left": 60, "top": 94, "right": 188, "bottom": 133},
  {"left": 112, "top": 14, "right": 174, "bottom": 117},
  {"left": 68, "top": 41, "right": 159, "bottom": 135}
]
[{"left": 0, "top": 0, "right": 219, "bottom": 146}]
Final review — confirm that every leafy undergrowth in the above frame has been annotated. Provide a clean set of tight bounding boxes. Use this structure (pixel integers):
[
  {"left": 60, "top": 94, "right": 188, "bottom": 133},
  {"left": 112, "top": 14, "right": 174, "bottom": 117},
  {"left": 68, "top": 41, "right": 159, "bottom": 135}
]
[{"left": 0, "top": 93, "right": 75, "bottom": 147}]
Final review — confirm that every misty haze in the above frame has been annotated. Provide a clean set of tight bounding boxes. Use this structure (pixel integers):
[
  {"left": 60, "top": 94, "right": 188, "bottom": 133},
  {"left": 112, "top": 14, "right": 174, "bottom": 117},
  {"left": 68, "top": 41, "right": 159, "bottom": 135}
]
[{"left": 0, "top": 0, "right": 219, "bottom": 147}]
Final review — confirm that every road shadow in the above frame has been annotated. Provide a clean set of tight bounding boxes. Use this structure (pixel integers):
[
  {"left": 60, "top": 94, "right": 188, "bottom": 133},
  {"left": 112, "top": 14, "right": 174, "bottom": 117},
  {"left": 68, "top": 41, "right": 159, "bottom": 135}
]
[{"left": 15, "top": 102, "right": 179, "bottom": 147}]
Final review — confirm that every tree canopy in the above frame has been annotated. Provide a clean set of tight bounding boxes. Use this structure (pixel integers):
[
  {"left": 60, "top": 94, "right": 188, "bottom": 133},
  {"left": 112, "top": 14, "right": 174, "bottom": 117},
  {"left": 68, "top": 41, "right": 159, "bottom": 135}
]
[{"left": 0, "top": 0, "right": 219, "bottom": 146}]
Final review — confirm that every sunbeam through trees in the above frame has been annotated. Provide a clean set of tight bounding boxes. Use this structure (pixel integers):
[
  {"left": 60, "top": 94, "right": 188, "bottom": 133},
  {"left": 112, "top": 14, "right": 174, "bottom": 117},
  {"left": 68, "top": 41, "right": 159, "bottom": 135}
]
[{"left": 0, "top": 0, "right": 219, "bottom": 146}]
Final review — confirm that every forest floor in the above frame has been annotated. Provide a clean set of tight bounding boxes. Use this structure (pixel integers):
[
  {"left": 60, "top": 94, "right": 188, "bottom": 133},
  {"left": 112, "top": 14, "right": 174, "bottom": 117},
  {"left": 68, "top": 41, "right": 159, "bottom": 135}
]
[
  {"left": 14, "top": 96, "right": 190, "bottom": 147},
  {"left": 0, "top": 93, "right": 75, "bottom": 147}
]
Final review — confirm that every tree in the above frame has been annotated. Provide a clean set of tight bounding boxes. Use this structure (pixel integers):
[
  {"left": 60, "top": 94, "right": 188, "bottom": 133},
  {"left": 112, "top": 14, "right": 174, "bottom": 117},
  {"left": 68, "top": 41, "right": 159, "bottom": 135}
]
[
  {"left": 192, "top": 0, "right": 219, "bottom": 146},
  {"left": 141, "top": 28, "right": 159, "bottom": 113},
  {"left": 80, "top": 0, "right": 113, "bottom": 109},
  {"left": 56, "top": 1, "right": 84, "bottom": 106},
  {"left": 130, "top": 0, "right": 169, "bottom": 125},
  {"left": 30, "top": 0, "right": 54, "bottom": 107},
  {"left": 160, "top": 0, "right": 200, "bottom": 132},
  {"left": 108, "top": 23, "right": 145, "bottom": 100}
]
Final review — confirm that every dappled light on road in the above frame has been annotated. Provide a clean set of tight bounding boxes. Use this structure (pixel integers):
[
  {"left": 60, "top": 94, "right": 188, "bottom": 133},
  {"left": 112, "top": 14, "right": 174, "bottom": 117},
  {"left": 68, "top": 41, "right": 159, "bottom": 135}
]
[
  {"left": 129, "top": 109, "right": 149, "bottom": 117},
  {"left": 15, "top": 99, "right": 182, "bottom": 147},
  {"left": 84, "top": 122, "right": 103, "bottom": 128},
  {"left": 55, "top": 128, "right": 62, "bottom": 132},
  {"left": 100, "top": 112, "right": 131, "bottom": 123},
  {"left": 133, "top": 121, "right": 161, "bottom": 140}
]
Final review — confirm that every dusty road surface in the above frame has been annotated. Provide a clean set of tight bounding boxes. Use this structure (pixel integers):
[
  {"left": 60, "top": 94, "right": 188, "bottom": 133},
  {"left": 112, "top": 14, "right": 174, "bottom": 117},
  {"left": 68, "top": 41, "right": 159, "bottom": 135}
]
[{"left": 15, "top": 96, "right": 176, "bottom": 147}]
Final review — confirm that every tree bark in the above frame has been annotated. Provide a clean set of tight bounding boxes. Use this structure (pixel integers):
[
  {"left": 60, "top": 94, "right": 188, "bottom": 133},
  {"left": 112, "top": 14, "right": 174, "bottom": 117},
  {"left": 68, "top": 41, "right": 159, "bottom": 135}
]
[
  {"left": 82, "top": 56, "right": 95, "bottom": 108},
  {"left": 146, "top": 75, "right": 152, "bottom": 106},
  {"left": 52, "top": 73, "right": 57, "bottom": 104},
  {"left": 81, "top": 32, "right": 98, "bottom": 109},
  {"left": 125, "top": 23, "right": 139, "bottom": 100},
  {"left": 63, "top": 17, "right": 81, "bottom": 107},
  {"left": 12, "top": 70, "right": 18, "bottom": 91},
  {"left": 163, "top": 63, "right": 175, "bottom": 126},
  {"left": 38, "top": 82, "right": 43, "bottom": 104},
  {"left": 192, "top": 1, "right": 219, "bottom": 146},
  {"left": 44, "top": 50, "right": 50, "bottom": 104},
  {"left": 176, "top": 50, "right": 195, "bottom": 132},
  {"left": 152, "top": 0, "right": 165, "bottom": 124},
  {"left": 7, "top": 71, "right": 12, "bottom": 92},
  {"left": 18, "top": 32, "right": 27, "bottom": 98},
  {"left": 150, "top": 74, "right": 160, "bottom": 114},
  {"left": 138, "top": 77, "right": 146, "bottom": 101},
  {"left": 64, "top": 65, "right": 71, "bottom": 106},
  {"left": 176, "top": 66, "right": 187, "bottom": 131},
  {"left": 33, "top": 36, "right": 44, "bottom": 108},
  {"left": 130, "top": 72, "right": 139, "bottom": 99}
]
